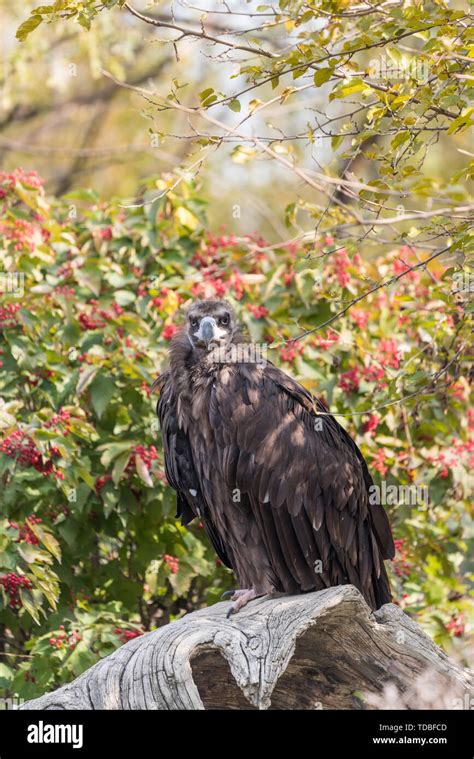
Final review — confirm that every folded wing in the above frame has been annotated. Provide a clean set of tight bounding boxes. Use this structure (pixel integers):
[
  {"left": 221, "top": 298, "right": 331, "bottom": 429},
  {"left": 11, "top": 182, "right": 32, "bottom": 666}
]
[{"left": 209, "top": 362, "right": 394, "bottom": 609}]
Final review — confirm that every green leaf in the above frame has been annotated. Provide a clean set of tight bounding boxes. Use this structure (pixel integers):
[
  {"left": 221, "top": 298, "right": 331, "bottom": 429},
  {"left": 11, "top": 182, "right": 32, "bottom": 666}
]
[
  {"left": 199, "top": 88, "right": 214, "bottom": 101},
  {"left": 228, "top": 99, "right": 241, "bottom": 112},
  {"left": 0, "top": 663, "right": 13, "bottom": 687},
  {"left": 112, "top": 451, "right": 130, "bottom": 485},
  {"left": 331, "top": 134, "right": 344, "bottom": 150},
  {"left": 17, "top": 544, "right": 44, "bottom": 564},
  {"left": 391, "top": 130, "right": 410, "bottom": 149},
  {"left": 37, "top": 528, "right": 62, "bottom": 564},
  {"left": 447, "top": 108, "right": 474, "bottom": 135},
  {"left": 313, "top": 68, "right": 332, "bottom": 87},
  {"left": 113, "top": 290, "right": 136, "bottom": 306},
  {"left": 331, "top": 78, "right": 369, "bottom": 99},
  {"left": 19, "top": 589, "right": 40, "bottom": 624},
  {"left": 103, "top": 488, "right": 118, "bottom": 519},
  {"left": 98, "top": 442, "right": 134, "bottom": 468},
  {"left": 16, "top": 15, "right": 42, "bottom": 41},
  {"left": 76, "top": 366, "right": 99, "bottom": 396},
  {"left": 90, "top": 375, "right": 115, "bottom": 418}
]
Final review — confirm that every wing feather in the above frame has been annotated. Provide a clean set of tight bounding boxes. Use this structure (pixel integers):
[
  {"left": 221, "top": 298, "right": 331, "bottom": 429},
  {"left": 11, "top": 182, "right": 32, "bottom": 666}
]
[
  {"left": 210, "top": 360, "right": 393, "bottom": 609},
  {"left": 156, "top": 371, "right": 233, "bottom": 569}
]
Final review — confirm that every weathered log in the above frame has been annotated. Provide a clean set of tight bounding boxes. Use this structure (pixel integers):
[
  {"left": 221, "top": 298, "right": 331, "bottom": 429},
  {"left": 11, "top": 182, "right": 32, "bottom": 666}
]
[{"left": 21, "top": 585, "right": 472, "bottom": 710}]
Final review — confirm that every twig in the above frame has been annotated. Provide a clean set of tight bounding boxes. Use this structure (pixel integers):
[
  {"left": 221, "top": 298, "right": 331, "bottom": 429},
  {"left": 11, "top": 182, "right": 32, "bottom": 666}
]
[{"left": 124, "top": 3, "right": 276, "bottom": 58}]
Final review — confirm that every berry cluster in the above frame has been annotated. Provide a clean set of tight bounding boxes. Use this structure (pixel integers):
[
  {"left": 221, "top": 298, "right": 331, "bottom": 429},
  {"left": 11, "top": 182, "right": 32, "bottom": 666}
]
[
  {"left": 283, "top": 269, "right": 295, "bottom": 287},
  {"left": 247, "top": 304, "right": 268, "bottom": 320},
  {"left": 370, "top": 448, "right": 388, "bottom": 476},
  {"left": 1, "top": 430, "right": 62, "bottom": 478},
  {"left": 161, "top": 324, "right": 177, "bottom": 341},
  {"left": 98, "top": 226, "right": 113, "bottom": 240},
  {"left": 362, "top": 414, "right": 381, "bottom": 436},
  {"left": 338, "top": 368, "right": 360, "bottom": 393},
  {"left": 56, "top": 261, "right": 75, "bottom": 280},
  {"left": 151, "top": 287, "right": 170, "bottom": 310},
  {"left": 351, "top": 308, "right": 370, "bottom": 329},
  {"left": 0, "top": 302, "right": 21, "bottom": 328},
  {"left": 230, "top": 269, "right": 244, "bottom": 300},
  {"left": 313, "top": 328, "right": 339, "bottom": 350},
  {"left": 190, "top": 264, "right": 229, "bottom": 299},
  {"left": 49, "top": 625, "right": 82, "bottom": 651},
  {"left": 0, "top": 168, "right": 44, "bottom": 192},
  {"left": 76, "top": 352, "right": 93, "bottom": 364},
  {"left": 95, "top": 474, "right": 112, "bottom": 492},
  {"left": 0, "top": 218, "right": 48, "bottom": 252},
  {"left": 332, "top": 248, "right": 352, "bottom": 288},
  {"left": 53, "top": 286, "right": 75, "bottom": 298},
  {"left": 190, "top": 232, "right": 267, "bottom": 271},
  {"left": 47, "top": 504, "right": 70, "bottom": 522},
  {"left": 96, "top": 446, "right": 162, "bottom": 492},
  {"left": 280, "top": 341, "right": 304, "bottom": 364},
  {"left": 8, "top": 515, "right": 42, "bottom": 545},
  {"left": 446, "top": 613, "right": 465, "bottom": 638},
  {"left": 427, "top": 438, "right": 474, "bottom": 479},
  {"left": 79, "top": 299, "right": 124, "bottom": 332},
  {"left": 190, "top": 234, "right": 236, "bottom": 269},
  {"left": 163, "top": 554, "right": 179, "bottom": 574},
  {"left": 114, "top": 626, "right": 145, "bottom": 643},
  {"left": 392, "top": 248, "right": 420, "bottom": 282},
  {"left": 362, "top": 364, "right": 386, "bottom": 383},
  {"left": 393, "top": 538, "right": 411, "bottom": 578},
  {"left": 1, "top": 430, "right": 43, "bottom": 468},
  {"left": 78, "top": 311, "right": 106, "bottom": 331},
  {"left": 378, "top": 338, "right": 401, "bottom": 370},
  {"left": 0, "top": 573, "right": 33, "bottom": 608},
  {"left": 125, "top": 445, "right": 158, "bottom": 476},
  {"left": 140, "top": 381, "right": 151, "bottom": 397},
  {"left": 449, "top": 380, "right": 467, "bottom": 401},
  {"left": 135, "top": 445, "right": 158, "bottom": 468},
  {"left": 338, "top": 364, "right": 387, "bottom": 394},
  {"left": 45, "top": 408, "right": 71, "bottom": 435}
]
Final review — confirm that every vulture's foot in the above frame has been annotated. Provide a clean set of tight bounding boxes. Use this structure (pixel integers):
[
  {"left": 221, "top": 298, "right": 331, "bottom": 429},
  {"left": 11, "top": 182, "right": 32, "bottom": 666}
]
[
  {"left": 225, "top": 588, "right": 260, "bottom": 618},
  {"left": 220, "top": 589, "right": 237, "bottom": 600}
]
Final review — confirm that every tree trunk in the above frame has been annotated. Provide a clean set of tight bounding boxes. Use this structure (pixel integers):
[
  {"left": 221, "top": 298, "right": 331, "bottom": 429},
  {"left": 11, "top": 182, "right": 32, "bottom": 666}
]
[{"left": 21, "top": 586, "right": 472, "bottom": 710}]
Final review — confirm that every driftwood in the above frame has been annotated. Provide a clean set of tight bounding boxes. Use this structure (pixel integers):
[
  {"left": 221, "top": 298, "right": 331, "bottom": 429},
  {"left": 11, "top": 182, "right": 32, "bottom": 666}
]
[{"left": 21, "top": 585, "right": 471, "bottom": 710}]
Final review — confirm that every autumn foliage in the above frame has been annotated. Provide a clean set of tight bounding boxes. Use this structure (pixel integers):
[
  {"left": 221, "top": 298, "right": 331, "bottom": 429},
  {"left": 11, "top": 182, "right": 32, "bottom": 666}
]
[{"left": 0, "top": 169, "right": 472, "bottom": 700}]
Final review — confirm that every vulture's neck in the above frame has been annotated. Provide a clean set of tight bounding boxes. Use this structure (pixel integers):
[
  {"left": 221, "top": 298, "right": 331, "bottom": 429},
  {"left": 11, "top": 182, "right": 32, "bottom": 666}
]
[{"left": 168, "top": 329, "right": 245, "bottom": 406}]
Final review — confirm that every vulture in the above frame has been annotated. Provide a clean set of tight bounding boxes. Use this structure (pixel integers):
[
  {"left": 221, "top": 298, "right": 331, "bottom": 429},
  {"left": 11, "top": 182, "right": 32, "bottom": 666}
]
[{"left": 154, "top": 299, "right": 395, "bottom": 615}]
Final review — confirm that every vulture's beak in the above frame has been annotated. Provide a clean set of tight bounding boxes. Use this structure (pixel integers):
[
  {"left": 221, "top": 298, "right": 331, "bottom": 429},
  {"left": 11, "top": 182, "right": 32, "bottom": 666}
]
[{"left": 195, "top": 317, "right": 225, "bottom": 349}]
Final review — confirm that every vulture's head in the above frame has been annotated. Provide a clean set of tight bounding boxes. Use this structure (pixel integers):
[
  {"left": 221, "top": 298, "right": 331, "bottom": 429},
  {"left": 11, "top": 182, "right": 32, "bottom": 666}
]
[{"left": 185, "top": 299, "right": 238, "bottom": 351}]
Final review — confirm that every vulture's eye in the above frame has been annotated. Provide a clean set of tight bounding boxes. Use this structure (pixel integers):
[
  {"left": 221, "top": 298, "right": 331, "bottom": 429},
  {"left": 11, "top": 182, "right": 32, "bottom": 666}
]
[
  {"left": 219, "top": 314, "right": 230, "bottom": 326},
  {"left": 190, "top": 317, "right": 199, "bottom": 328}
]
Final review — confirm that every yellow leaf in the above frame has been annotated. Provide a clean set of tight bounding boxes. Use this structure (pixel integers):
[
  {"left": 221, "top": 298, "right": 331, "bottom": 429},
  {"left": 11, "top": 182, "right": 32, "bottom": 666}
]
[{"left": 175, "top": 206, "right": 199, "bottom": 230}]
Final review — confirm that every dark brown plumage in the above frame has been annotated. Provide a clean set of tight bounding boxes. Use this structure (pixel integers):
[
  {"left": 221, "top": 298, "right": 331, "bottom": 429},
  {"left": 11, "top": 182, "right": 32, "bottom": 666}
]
[{"left": 155, "top": 299, "right": 395, "bottom": 613}]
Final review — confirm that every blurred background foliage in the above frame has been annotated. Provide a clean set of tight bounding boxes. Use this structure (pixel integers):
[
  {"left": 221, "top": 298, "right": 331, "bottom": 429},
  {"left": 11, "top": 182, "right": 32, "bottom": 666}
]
[
  {"left": 0, "top": 0, "right": 472, "bottom": 702},
  {"left": 1, "top": 0, "right": 472, "bottom": 239},
  {"left": 1, "top": 0, "right": 307, "bottom": 234}
]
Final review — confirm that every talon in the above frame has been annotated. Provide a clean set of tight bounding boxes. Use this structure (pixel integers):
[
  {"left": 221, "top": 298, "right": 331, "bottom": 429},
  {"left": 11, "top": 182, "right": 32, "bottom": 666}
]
[
  {"left": 225, "top": 587, "right": 260, "bottom": 619},
  {"left": 221, "top": 589, "right": 235, "bottom": 600}
]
